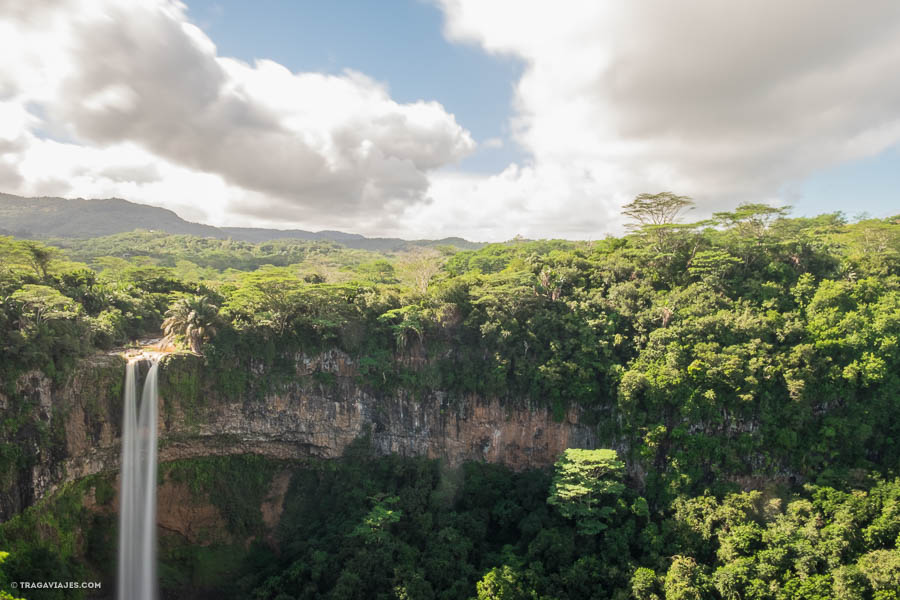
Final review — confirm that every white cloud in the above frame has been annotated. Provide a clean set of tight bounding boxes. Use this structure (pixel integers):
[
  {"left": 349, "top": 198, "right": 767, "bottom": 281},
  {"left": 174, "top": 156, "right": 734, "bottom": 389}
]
[
  {"left": 419, "top": 0, "right": 900, "bottom": 239},
  {"left": 2, "top": 0, "right": 900, "bottom": 240},
  {"left": 0, "top": 0, "right": 474, "bottom": 229},
  {"left": 399, "top": 164, "right": 628, "bottom": 241}
]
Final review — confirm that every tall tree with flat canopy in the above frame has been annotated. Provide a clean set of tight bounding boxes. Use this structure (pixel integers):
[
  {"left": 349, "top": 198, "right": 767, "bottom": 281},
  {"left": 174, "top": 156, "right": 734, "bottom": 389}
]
[
  {"left": 712, "top": 202, "right": 790, "bottom": 240},
  {"left": 622, "top": 192, "right": 696, "bottom": 255},
  {"left": 20, "top": 241, "right": 59, "bottom": 280},
  {"left": 623, "top": 192, "right": 695, "bottom": 230}
]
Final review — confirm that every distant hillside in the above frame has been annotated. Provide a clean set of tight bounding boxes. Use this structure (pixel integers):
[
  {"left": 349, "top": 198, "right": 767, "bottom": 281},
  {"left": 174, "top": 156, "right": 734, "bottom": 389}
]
[
  {"left": 0, "top": 193, "right": 482, "bottom": 251},
  {"left": 0, "top": 193, "right": 222, "bottom": 238}
]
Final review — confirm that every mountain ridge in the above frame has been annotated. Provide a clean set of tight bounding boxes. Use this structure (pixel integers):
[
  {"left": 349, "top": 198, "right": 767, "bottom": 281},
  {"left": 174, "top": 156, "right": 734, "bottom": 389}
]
[{"left": 0, "top": 192, "right": 482, "bottom": 251}]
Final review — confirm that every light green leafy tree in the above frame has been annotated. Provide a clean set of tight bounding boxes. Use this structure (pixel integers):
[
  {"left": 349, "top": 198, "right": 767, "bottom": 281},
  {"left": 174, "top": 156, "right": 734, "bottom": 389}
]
[
  {"left": 0, "top": 552, "right": 24, "bottom": 600},
  {"left": 20, "top": 241, "right": 60, "bottom": 280},
  {"left": 224, "top": 268, "right": 305, "bottom": 335},
  {"left": 397, "top": 248, "right": 444, "bottom": 294},
  {"left": 631, "top": 566, "right": 662, "bottom": 600},
  {"left": 857, "top": 549, "right": 900, "bottom": 595},
  {"left": 378, "top": 305, "right": 427, "bottom": 352},
  {"left": 350, "top": 494, "right": 402, "bottom": 545},
  {"left": 11, "top": 284, "right": 79, "bottom": 327},
  {"left": 712, "top": 203, "right": 790, "bottom": 240},
  {"left": 664, "top": 556, "right": 711, "bottom": 600},
  {"left": 687, "top": 249, "right": 741, "bottom": 289},
  {"left": 475, "top": 564, "right": 535, "bottom": 600},
  {"left": 547, "top": 448, "right": 626, "bottom": 535},
  {"left": 831, "top": 565, "right": 869, "bottom": 600},
  {"left": 357, "top": 259, "right": 398, "bottom": 284}
]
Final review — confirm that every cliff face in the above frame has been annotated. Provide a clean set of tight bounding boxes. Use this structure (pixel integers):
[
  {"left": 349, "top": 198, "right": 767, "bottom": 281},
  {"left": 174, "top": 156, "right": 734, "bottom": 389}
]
[
  {"left": 0, "top": 355, "right": 125, "bottom": 520},
  {"left": 0, "top": 350, "right": 596, "bottom": 520}
]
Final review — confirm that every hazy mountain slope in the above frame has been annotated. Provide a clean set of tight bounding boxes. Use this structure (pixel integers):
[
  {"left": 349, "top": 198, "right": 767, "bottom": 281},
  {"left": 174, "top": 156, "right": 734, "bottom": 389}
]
[
  {"left": 220, "top": 226, "right": 482, "bottom": 250},
  {"left": 0, "top": 193, "right": 481, "bottom": 250},
  {"left": 0, "top": 193, "right": 221, "bottom": 238}
]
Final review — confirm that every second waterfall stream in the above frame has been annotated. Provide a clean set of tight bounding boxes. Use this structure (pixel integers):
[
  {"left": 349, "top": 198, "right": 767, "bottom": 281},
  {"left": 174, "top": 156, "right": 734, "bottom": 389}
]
[{"left": 118, "top": 358, "right": 159, "bottom": 600}]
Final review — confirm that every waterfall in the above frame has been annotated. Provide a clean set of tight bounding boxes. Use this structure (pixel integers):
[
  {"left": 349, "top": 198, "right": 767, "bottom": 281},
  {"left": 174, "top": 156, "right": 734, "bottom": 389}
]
[{"left": 118, "top": 359, "right": 159, "bottom": 600}]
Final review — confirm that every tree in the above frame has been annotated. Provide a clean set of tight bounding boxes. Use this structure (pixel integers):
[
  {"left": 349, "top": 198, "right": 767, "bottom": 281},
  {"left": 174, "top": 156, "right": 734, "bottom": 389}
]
[
  {"left": 21, "top": 241, "right": 59, "bottom": 280},
  {"left": 547, "top": 448, "right": 626, "bottom": 535},
  {"left": 622, "top": 192, "right": 696, "bottom": 255},
  {"left": 475, "top": 565, "right": 533, "bottom": 600},
  {"left": 622, "top": 193, "right": 694, "bottom": 230},
  {"left": 831, "top": 565, "right": 869, "bottom": 600},
  {"left": 224, "top": 269, "right": 305, "bottom": 335},
  {"left": 397, "top": 248, "right": 444, "bottom": 294},
  {"left": 857, "top": 549, "right": 900, "bottom": 594},
  {"left": 836, "top": 217, "right": 900, "bottom": 278},
  {"left": 534, "top": 267, "right": 565, "bottom": 301},
  {"left": 11, "top": 284, "right": 79, "bottom": 328},
  {"left": 712, "top": 203, "right": 790, "bottom": 239},
  {"left": 378, "top": 305, "right": 426, "bottom": 352},
  {"left": 162, "top": 294, "right": 219, "bottom": 354},
  {"left": 0, "top": 237, "right": 32, "bottom": 278},
  {"left": 687, "top": 249, "right": 740, "bottom": 289},
  {"left": 632, "top": 567, "right": 662, "bottom": 600},
  {"left": 664, "top": 557, "right": 711, "bottom": 600},
  {"left": 357, "top": 260, "right": 398, "bottom": 284},
  {"left": 0, "top": 551, "right": 25, "bottom": 600},
  {"left": 350, "top": 495, "right": 402, "bottom": 545}
]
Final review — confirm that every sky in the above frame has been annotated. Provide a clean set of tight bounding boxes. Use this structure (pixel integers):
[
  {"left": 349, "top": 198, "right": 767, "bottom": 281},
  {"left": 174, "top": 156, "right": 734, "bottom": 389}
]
[{"left": 0, "top": 1, "right": 898, "bottom": 241}]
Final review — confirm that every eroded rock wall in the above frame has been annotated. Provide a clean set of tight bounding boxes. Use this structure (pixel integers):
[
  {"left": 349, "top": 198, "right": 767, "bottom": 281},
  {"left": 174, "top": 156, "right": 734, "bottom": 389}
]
[
  {"left": 0, "top": 350, "right": 597, "bottom": 520},
  {"left": 0, "top": 354, "right": 125, "bottom": 519}
]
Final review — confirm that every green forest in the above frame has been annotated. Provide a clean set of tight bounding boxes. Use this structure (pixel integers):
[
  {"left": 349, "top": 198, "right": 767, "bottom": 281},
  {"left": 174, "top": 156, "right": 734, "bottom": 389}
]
[{"left": 1, "top": 194, "right": 900, "bottom": 599}]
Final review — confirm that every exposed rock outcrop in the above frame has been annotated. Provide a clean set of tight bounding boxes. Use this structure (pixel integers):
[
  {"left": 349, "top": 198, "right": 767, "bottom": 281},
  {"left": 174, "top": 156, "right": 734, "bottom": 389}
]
[{"left": 0, "top": 350, "right": 597, "bottom": 519}]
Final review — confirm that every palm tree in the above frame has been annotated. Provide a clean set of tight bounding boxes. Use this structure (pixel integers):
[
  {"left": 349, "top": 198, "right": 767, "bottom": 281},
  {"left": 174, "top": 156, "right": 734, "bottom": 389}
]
[{"left": 162, "top": 295, "right": 219, "bottom": 354}]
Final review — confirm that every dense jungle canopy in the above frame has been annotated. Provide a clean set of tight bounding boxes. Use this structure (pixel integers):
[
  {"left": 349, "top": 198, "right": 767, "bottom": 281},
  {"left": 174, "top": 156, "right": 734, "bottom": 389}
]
[{"left": 1, "top": 196, "right": 899, "bottom": 599}]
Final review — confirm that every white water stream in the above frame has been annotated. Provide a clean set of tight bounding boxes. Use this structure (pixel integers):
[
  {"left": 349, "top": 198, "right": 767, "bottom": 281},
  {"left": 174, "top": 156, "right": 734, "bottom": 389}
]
[{"left": 117, "top": 359, "right": 159, "bottom": 600}]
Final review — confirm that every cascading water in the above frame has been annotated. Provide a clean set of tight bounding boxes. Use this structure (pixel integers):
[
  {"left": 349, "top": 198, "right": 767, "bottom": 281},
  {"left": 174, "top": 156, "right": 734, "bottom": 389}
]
[{"left": 118, "top": 359, "right": 159, "bottom": 600}]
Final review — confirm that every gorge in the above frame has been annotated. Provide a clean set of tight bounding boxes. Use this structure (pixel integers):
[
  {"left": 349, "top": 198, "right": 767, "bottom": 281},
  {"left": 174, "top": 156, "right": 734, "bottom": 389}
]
[
  {"left": 0, "top": 348, "right": 599, "bottom": 599},
  {"left": 1, "top": 209, "right": 898, "bottom": 599},
  {"left": 2, "top": 349, "right": 597, "bottom": 524}
]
